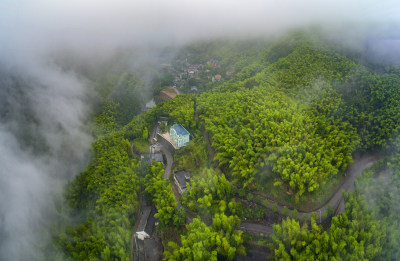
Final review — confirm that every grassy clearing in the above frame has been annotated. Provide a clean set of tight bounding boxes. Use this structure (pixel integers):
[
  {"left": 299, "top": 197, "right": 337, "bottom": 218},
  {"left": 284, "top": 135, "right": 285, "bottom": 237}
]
[
  {"left": 133, "top": 139, "right": 149, "bottom": 153},
  {"left": 172, "top": 137, "right": 212, "bottom": 175}
]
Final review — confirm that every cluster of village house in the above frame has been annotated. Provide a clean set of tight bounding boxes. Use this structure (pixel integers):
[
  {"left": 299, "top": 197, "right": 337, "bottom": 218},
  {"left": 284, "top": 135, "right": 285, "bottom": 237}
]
[
  {"left": 169, "top": 58, "right": 225, "bottom": 92},
  {"left": 147, "top": 58, "right": 233, "bottom": 110}
]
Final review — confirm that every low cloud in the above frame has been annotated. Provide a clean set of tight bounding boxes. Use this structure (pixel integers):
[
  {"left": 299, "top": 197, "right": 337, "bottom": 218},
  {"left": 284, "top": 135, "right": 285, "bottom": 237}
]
[
  {"left": 0, "top": 0, "right": 399, "bottom": 260},
  {"left": 2, "top": 0, "right": 399, "bottom": 58},
  {"left": 0, "top": 57, "right": 92, "bottom": 260}
]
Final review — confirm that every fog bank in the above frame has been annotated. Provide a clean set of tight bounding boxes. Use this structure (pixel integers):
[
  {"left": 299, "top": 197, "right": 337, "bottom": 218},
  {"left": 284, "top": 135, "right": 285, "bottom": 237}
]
[
  {"left": 0, "top": 60, "right": 92, "bottom": 260},
  {"left": 0, "top": 0, "right": 399, "bottom": 260}
]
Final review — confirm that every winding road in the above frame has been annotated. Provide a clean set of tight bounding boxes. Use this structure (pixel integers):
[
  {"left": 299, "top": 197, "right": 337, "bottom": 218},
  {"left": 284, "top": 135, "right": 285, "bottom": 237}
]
[
  {"left": 239, "top": 154, "right": 382, "bottom": 235},
  {"left": 147, "top": 120, "right": 382, "bottom": 236}
]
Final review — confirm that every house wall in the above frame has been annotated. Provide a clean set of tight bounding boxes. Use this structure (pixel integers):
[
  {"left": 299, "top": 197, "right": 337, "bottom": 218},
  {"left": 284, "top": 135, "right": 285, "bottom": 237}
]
[
  {"left": 173, "top": 134, "right": 190, "bottom": 148},
  {"left": 170, "top": 128, "right": 177, "bottom": 141},
  {"left": 157, "top": 133, "right": 176, "bottom": 153},
  {"left": 174, "top": 176, "right": 184, "bottom": 194},
  {"left": 178, "top": 134, "right": 189, "bottom": 147}
]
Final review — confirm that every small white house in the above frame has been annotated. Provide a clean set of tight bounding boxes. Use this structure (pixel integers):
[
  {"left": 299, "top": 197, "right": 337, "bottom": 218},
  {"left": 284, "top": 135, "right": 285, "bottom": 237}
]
[{"left": 135, "top": 207, "right": 155, "bottom": 241}]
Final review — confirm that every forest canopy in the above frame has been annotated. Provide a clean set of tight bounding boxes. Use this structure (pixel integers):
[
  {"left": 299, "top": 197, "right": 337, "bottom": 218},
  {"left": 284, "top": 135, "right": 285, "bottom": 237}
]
[
  {"left": 56, "top": 32, "right": 400, "bottom": 260},
  {"left": 198, "top": 83, "right": 359, "bottom": 197}
]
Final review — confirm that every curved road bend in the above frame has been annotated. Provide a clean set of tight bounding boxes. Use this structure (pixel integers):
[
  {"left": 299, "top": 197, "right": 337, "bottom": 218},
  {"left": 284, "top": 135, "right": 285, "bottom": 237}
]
[
  {"left": 160, "top": 146, "right": 173, "bottom": 179},
  {"left": 239, "top": 154, "right": 382, "bottom": 235}
]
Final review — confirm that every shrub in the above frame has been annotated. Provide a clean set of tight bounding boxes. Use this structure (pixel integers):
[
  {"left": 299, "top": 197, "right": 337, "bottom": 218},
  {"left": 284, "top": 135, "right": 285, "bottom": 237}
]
[
  {"left": 291, "top": 209, "right": 298, "bottom": 220},
  {"left": 327, "top": 205, "right": 334, "bottom": 218},
  {"left": 272, "top": 203, "right": 278, "bottom": 213},
  {"left": 311, "top": 212, "right": 318, "bottom": 222},
  {"left": 302, "top": 213, "right": 308, "bottom": 224},
  {"left": 282, "top": 206, "right": 289, "bottom": 216}
]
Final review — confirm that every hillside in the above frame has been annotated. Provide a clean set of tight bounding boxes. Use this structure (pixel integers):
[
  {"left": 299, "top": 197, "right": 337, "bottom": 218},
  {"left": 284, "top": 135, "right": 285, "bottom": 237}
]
[{"left": 56, "top": 33, "right": 400, "bottom": 260}]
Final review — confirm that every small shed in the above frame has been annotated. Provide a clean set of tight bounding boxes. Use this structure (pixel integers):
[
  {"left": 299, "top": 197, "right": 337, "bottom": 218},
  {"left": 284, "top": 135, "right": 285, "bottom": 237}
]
[
  {"left": 174, "top": 170, "right": 191, "bottom": 194},
  {"left": 170, "top": 124, "right": 190, "bottom": 148},
  {"left": 159, "top": 87, "right": 178, "bottom": 101}
]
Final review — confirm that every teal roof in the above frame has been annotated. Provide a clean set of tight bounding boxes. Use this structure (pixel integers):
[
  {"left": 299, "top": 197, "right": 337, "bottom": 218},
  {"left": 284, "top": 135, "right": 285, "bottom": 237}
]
[{"left": 172, "top": 124, "right": 189, "bottom": 136}]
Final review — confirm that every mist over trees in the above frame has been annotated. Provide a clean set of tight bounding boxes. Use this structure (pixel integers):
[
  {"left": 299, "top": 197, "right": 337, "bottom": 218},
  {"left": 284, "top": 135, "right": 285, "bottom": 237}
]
[{"left": 1, "top": 0, "right": 400, "bottom": 260}]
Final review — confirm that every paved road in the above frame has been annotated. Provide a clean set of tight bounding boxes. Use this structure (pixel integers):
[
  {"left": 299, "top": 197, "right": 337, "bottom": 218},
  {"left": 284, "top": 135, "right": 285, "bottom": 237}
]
[
  {"left": 335, "top": 154, "right": 381, "bottom": 214},
  {"left": 160, "top": 146, "right": 173, "bottom": 179},
  {"left": 239, "top": 154, "right": 382, "bottom": 235},
  {"left": 144, "top": 119, "right": 381, "bottom": 238},
  {"left": 148, "top": 120, "right": 173, "bottom": 179},
  {"left": 150, "top": 120, "right": 160, "bottom": 142},
  {"left": 239, "top": 222, "right": 273, "bottom": 235}
]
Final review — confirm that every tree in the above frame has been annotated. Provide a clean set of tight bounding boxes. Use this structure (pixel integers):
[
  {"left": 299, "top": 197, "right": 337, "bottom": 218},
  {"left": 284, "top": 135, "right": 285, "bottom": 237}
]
[
  {"left": 327, "top": 205, "right": 334, "bottom": 218},
  {"left": 165, "top": 218, "right": 218, "bottom": 261},
  {"left": 272, "top": 203, "right": 278, "bottom": 213},
  {"left": 181, "top": 169, "right": 234, "bottom": 218},
  {"left": 165, "top": 213, "right": 245, "bottom": 261},
  {"left": 302, "top": 213, "right": 308, "bottom": 224},
  {"left": 291, "top": 209, "right": 298, "bottom": 220},
  {"left": 282, "top": 206, "right": 289, "bottom": 216},
  {"left": 198, "top": 83, "right": 358, "bottom": 197},
  {"left": 58, "top": 132, "right": 140, "bottom": 260},
  {"left": 142, "top": 127, "right": 148, "bottom": 140},
  {"left": 173, "top": 208, "right": 187, "bottom": 229},
  {"left": 311, "top": 212, "right": 318, "bottom": 222},
  {"left": 269, "top": 192, "right": 386, "bottom": 260},
  {"left": 144, "top": 162, "right": 177, "bottom": 228}
]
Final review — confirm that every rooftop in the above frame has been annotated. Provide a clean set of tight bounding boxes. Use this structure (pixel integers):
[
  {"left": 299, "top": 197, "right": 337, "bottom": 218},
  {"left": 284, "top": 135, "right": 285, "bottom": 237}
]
[
  {"left": 174, "top": 170, "right": 191, "bottom": 191},
  {"left": 159, "top": 87, "right": 178, "bottom": 100},
  {"left": 171, "top": 124, "right": 190, "bottom": 136}
]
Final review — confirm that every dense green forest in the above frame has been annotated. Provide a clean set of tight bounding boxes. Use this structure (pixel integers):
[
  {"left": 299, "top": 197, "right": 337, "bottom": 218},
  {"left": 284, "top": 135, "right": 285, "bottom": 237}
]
[
  {"left": 270, "top": 192, "right": 385, "bottom": 260},
  {"left": 56, "top": 32, "right": 400, "bottom": 260},
  {"left": 53, "top": 60, "right": 156, "bottom": 259},
  {"left": 353, "top": 139, "right": 400, "bottom": 260},
  {"left": 198, "top": 84, "right": 359, "bottom": 197},
  {"left": 269, "top": 138, "right": 400, "bottom": 260},
  {"left": 56, "top": 132, "right": 139, "bottom": 260}
]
